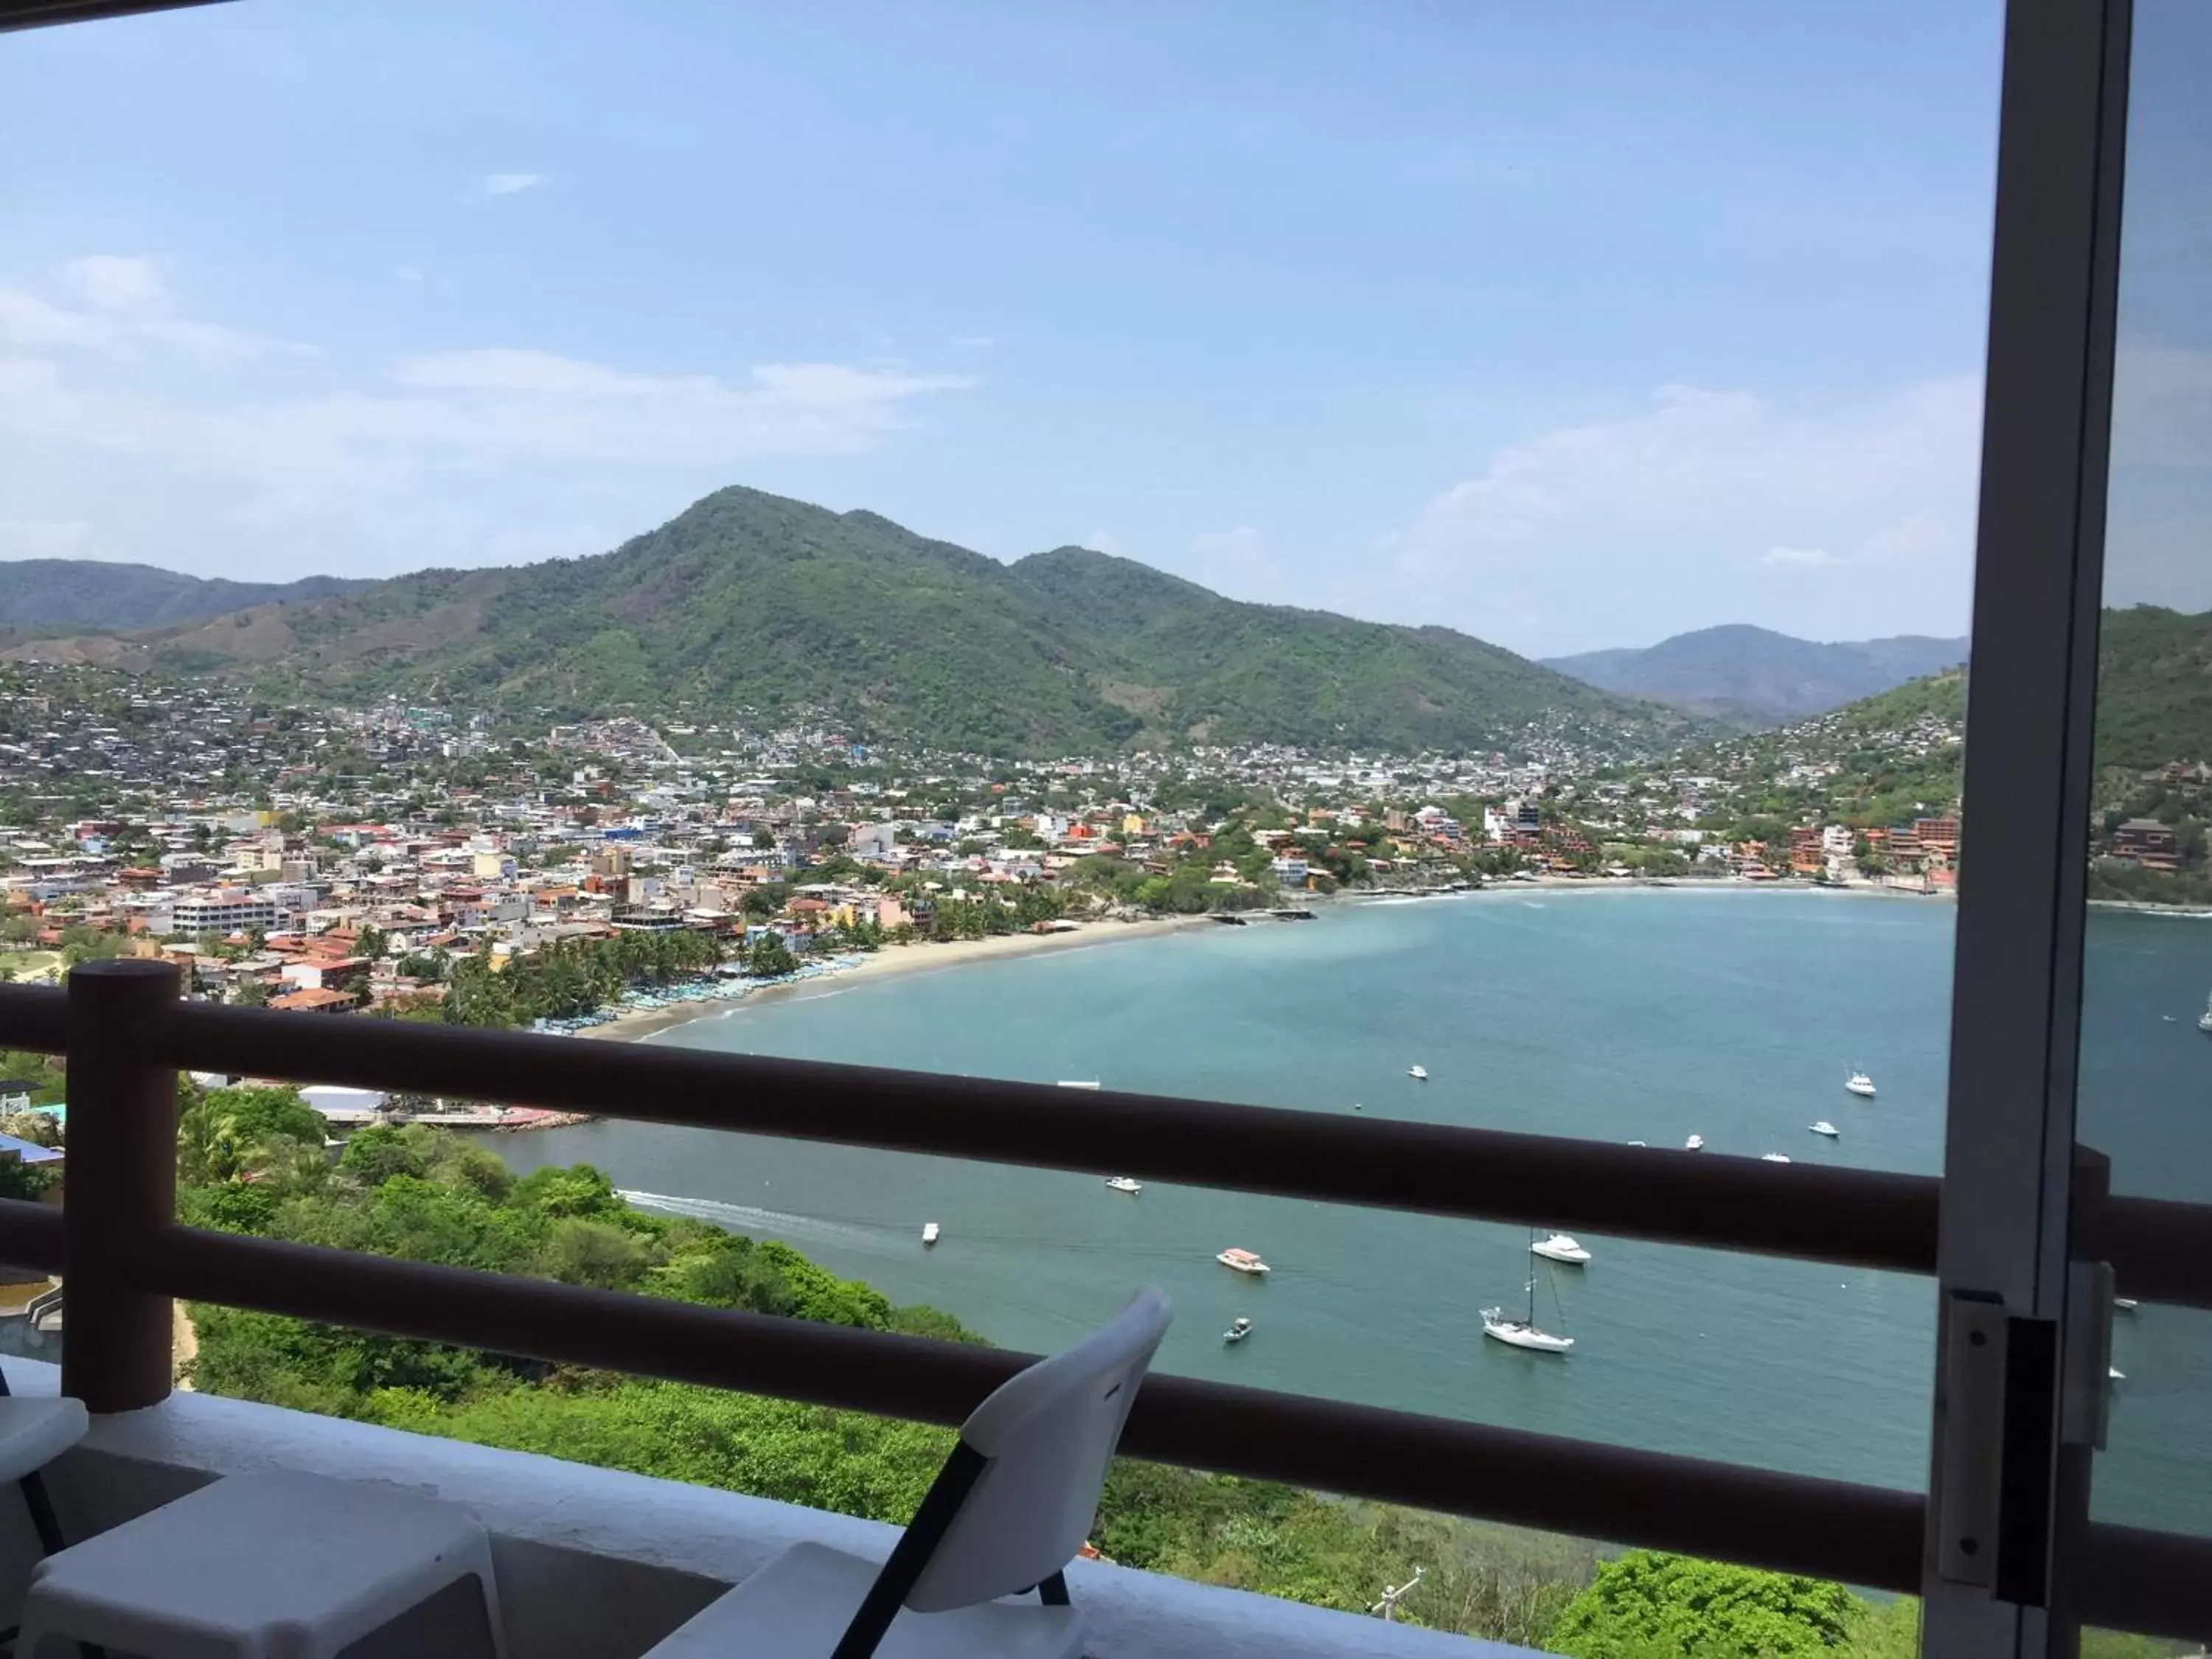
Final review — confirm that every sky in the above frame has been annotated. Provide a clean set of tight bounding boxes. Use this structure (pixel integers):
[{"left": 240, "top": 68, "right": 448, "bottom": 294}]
[{"left": 0, "top": 1, "right": 2028, "bottom": 656}]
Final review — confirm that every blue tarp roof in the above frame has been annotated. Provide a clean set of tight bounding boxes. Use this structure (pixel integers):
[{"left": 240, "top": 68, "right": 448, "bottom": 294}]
[{"left": 0, "top": 1133, "right": 63, "bottom": 1166}]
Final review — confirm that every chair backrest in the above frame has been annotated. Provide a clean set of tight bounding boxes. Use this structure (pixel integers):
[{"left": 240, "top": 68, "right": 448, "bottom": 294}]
[{"left": 904, "top": 1284, "right": 1172, "bottom": 1612}]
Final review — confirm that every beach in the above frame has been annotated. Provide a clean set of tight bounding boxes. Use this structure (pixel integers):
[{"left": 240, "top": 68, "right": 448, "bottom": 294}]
[{"left": 579, "top": 913, "right": 1216, "bottom": 1043}]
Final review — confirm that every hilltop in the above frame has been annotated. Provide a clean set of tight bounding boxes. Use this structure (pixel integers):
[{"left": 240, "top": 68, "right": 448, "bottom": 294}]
[
  {"left": 0, "top": 560, "right": 367, "bottom": 632},
  {"left": 1544, "top": 625, "right": 1968, "bottom": 726},
  {"left": 2, "top": 487, "right": 1700, "bottom": 759}
]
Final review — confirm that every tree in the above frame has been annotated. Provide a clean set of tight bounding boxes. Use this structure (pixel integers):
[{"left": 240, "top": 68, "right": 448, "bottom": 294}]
[{"left": 1547, "top": 1552, "right": 1864, "bottom": 1659}]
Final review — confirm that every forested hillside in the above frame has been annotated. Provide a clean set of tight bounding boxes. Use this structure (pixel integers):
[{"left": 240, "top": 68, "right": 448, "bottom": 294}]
[{"left": 3, "top": 488, "right": 1699, "bottom": 757}]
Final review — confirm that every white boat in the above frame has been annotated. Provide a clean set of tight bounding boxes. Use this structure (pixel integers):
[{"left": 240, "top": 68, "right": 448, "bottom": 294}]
[
  {"left": 1627, "top": 1139, "right": 1647, "bottom": 1147},
  {"left": 2199, "top": 991, "right": 2212, "bottom": 1032},
  {"left": 1761, "top": 1152, "right": 1792, "bottom": 1164},
  {"left": 2115, "top": 1297, "right": 2139, "bottom": 1312},
  {"left": 1104, "top": 1175, "right": 1142, "bottom": 1195},
  {"left": 1530, "top": 1232, "right": 1590, "bottom": 1265},
  {"left": 1217, "top": 1247, "right": 1271, "bottom": 1276},
  {"left": 1846, "top": 1069, "right": 1877, "bottom": 1098},
  {"left": 1809, "top": 1121, "right": 1840, "bottom": 1138},
  {"left": 1222, "top": 1316, "right": 1253, "bottom": 1345},
  {"left": 1484, "top": 1234, "right": 1573, "bottom": 1353},
  {"left": 920, "top": 1222, "right": 940, "bottom": 1247},
  {"left": 1408, "top": 1065, "right": 1429, "bottom": 1080},
  {"left": 2110, "top": 1366, "right": 2126, "bottom": 1381},
  {"left": 1685, "top": 1134, "right": 1705, "bottom": 1151},
  {"left": 1057, "top": 1079, "right": 1101, "bottom": 1090}
]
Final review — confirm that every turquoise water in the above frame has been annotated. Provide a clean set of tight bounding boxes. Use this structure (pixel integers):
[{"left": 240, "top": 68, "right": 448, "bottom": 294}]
[{"left": 486, "top": 889, "right": 2212, "bottom": 1531}]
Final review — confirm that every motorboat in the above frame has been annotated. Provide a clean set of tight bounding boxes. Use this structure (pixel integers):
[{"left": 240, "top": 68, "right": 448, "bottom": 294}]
[
  {"left": 1846, "top": 1070, "right": 1877, "bottom": 1098},
  {"left": 1057, "top": 1079, "right": 1101, "bottom": 1090},
  {"left": 1217, "top": 1248, "right": 1271, "bottom": 1276},
  {"left": 1104, "top": 1175, "right": 1142, "bottom": 1195},
  {"left": 2198, "top": 990, "right": 2212, "bottom": 1032},
  {"left": 1809, "top": 1121, "right": 1840, "bottom": 1138},
  {"left": 1222, "top": 1316, "right": 1253, "bottom": 1345},
  {"left": 921, "top": 1222, "right": 941, "bottom": 1247},
  {"left": 1685, "top": 1134, "right": 1705, "bottom": 1151},
  {"left": 2110, "top": 1366, "right": 2126, "bottom": 1381},
  {"left": 2115, "top": 1297, "right": 2139, "bottom": 1312},
  {"left": 1531, "top": 1232, "right": 1590, "bottom": 1265},
  {"left": 1627, "top": 1139, "right": 1647, "bottom": 1147},
  {"left": 1408, "top": 1065, "right": 1429, "bottom": 1080},
  {"left": 1761, "top": 1152, "right": 1792, "bottom": 1164}
]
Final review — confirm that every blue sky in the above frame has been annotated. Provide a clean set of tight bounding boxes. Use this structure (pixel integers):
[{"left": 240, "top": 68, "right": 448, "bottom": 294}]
[{"left": 0, "top": 1, "right": 2013, "bottom": 655}]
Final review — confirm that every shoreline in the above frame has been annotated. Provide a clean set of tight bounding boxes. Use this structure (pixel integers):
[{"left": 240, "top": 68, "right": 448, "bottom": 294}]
[{"left": 580, "top": 914, "right": 1217, "bottom": 1045}]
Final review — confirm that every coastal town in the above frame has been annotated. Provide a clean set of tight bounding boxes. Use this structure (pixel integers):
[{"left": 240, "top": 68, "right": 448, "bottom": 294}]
[{"left": 0, "top": 661, "right": 1992, "bottom": 1049}]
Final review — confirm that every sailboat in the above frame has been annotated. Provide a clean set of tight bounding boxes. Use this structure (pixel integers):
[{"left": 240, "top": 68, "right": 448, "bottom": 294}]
[{"left": 1483, "top": 1234, "right": 1574, "bottom": 1354}]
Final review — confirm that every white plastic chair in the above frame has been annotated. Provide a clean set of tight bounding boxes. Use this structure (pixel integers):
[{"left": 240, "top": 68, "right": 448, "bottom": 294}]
[
  {"left": 15, "top": 1470, "right": 507, "bottom": 1659},
  {"left": 0, "top": 1366, "right": 91, "bottom": 1657},
  {"left": 644, "top": 1284, "right": 1172, "bottom": 1659}
]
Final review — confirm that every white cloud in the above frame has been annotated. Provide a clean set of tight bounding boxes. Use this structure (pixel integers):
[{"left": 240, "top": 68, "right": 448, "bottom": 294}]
[
  {"left": 1082, "top": 529, "right": 1126, "bottom": 557},
  {"left": 0, "top": 258, "right": 307, "bottom": 364},
  {"left": 60, "top": 254, "right": 167, "bottom": 313},
  {"left": 0, "top": 518, "right": 90, "bottom": 558},
  {"left": 482, "top": 173, "right": 542, "bottom": 195},
  {"left": 1377, "top": 378, "right": 1983, "bottom": 653},
  {"left": 1185, "top": 525, "right": 1282, "bottom": 597}
]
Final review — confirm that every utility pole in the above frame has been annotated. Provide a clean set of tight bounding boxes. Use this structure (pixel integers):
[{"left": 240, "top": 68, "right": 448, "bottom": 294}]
[{"left": 1369, "top": 1565, "right": 1424, "bottom": 1621}]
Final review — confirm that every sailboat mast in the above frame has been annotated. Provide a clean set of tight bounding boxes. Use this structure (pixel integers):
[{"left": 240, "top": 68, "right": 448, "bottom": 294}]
[{"left": 1525, "top": 1229, "right": 1537, "bottom": 1324}]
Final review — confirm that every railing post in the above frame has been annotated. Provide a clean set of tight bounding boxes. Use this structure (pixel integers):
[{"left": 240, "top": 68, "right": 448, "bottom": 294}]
[{"left": 63, "top": 959, "right": 179, "bottom": 1412}]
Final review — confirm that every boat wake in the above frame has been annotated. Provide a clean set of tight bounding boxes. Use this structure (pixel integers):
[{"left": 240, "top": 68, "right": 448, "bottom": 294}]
[{"left": 617, "top": 1190, "right": 893, "bottom": 1251}]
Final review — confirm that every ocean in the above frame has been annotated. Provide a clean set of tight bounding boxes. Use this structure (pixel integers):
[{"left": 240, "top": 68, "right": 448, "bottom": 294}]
[{"left": 481, "top": 887, "right": 2212, "bottom": 1537}]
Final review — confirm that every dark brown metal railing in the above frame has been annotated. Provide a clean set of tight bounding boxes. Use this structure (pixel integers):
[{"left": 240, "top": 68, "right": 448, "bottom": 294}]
[{"left": 5, "top": 963, "right": 2211, "bottom": 1627}]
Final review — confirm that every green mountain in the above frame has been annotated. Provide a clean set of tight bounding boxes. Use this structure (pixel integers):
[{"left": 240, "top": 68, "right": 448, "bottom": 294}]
[
  {"left": 0, "top": 560, "right": 366, "bottom": 631},
  {"left": 10, "top": 487, "right": 1702, "bottom": 757}
]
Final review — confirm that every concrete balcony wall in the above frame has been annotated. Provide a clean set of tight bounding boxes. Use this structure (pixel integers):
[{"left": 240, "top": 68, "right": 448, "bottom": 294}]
[{"left": 1, "top": 1359, "right": 1529, "bottom": 1659}]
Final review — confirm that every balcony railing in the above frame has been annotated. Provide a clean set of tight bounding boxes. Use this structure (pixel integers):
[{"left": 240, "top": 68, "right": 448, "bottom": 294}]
[{"left": 3, "top": 962, "right": 2210, "bottom": 1641}]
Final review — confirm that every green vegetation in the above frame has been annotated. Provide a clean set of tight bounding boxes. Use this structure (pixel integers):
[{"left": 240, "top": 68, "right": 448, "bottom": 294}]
[
  {"left": 168, "top": 1093, "right": 2195, "bottom": 1653},
  {"left": 433, "top": 930, "right": 723, "bottom": 1028},
  {"left": 122, "top": 487, "right": 1700, "bottom": 757}
]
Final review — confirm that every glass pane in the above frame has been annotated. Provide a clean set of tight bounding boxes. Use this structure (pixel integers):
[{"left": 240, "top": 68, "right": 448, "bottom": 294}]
[
  {"left": 6, "top": 1, "right": 2003, "bottom": 1645},
  {"left": 2078, "top": 0, "right": 2212, "bottom": 1543}
]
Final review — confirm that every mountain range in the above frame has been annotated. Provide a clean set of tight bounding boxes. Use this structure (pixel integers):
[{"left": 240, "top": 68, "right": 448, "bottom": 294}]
[
  {"left": 0, "top": 489, "right": 1700, "bottom": 757},
  {"left": 1543, "top": 625, "right": 1969, "bottom": 726},
  {"left": 0, "top": 560, "right": 367, "bottom": 633}
]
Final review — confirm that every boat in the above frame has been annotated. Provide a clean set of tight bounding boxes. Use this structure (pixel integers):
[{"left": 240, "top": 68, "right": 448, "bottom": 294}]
[
  {"left": 1217, "top": 1248, "right": 1271, "bottom": 1276},
  {"left": 1809, "top": 1121, "right": 1840, "bottom": 1138},
  {"left": 1483, "top": 1234, "right": 1574, "bottom": 1353},
  {"left": 1761, "top": 1152, "right": 1792, "bottom": 1164},
  {"left": 1530, "top": 1232, "right": 1590, "bottom": 1265},
  {"left": 1222, "top": 1316, "right": 1253, "bottom": 1344},
  {"left": 1627, "top": 1139, "right": 1647, "bottom": 1147},
  {"left": 1685, "top": 1134, "right": 1705, "bottom": 1151},
  {"left": 1408, "top": 1065, "right": 1429, "bottom": 1080},
  {"left": 1104, "top": 1175, "right": 1142, "bottom": 1195},
  {"left": 1846, "top": 1069, "right": 1877, "bottom": 1098},
  {"left": 1057, "top": 1079, "right": 1101, "bottom": 1090},
  {"left": 920, "top": 1222, "right": 940, "bottom": 1247},
  {"left": 2115, "top": 1297, "right": 2139, "bottom": 1312},
  {"left": 2199, "top": 991, "right": 2212, "bottom": 1032},
  {"left": 2110, "top": 1366, "right": 2126, "bottom": 1381}
]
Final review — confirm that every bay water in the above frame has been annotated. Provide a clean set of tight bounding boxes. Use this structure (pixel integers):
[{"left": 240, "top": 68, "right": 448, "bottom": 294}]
[{"left": 483, "top": 888, "right": 2212, "bottom": 1534}]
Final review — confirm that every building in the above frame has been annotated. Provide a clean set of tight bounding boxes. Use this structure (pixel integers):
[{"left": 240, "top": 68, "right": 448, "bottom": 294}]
[
  {"left": 2112, "top": 817, "right": 2180, "bottom": 871},
  {"left": 164, "top": 889, "right": 282, "bottom": 936}
]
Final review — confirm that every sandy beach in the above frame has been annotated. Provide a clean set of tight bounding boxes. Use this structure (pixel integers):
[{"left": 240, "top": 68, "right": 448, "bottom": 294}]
[{"left": 580, "top": 914, "right": 1217, "bottom": 1044}]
